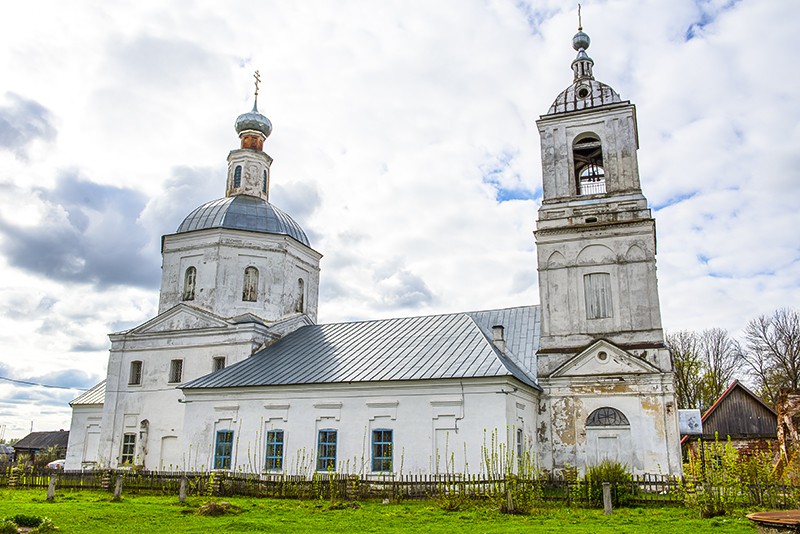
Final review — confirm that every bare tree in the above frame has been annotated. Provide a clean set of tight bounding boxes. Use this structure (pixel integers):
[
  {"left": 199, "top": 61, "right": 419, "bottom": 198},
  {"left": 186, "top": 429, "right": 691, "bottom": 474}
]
[
  {"left": 667, "top": 331, "right": 703, "bottom": 410},
  {"left": 742, "top": 308, "right": 800, "bottom": 406},
  {"left": 666, "top": 328, "right": 742, "bottom": 412}
]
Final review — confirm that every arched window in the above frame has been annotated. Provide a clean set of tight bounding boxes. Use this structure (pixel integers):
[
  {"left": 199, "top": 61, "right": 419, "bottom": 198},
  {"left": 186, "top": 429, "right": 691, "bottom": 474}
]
[
  {"left": 242, "top": 266, "right": 258, "bottom": 302},
  {"left": 233, "top": 165, "right": 242, "bottom": 188},
  {"left": 586, "top": 407, "right": 629, "bottom": 427},
  {"left": 584, "top": 272, "right": 612, "bottom": 319},
  {"left": 295, "top": 278, "right": 305, "bottom": 313},
  {"left": 182, "top": 267, "right": 196, "bottom": 301},
  {"left": 262, "top": 170, "right": 267, "bottom": 194},
  {"left": 573, "top": 135, "right": 605, "bottom": 195}
]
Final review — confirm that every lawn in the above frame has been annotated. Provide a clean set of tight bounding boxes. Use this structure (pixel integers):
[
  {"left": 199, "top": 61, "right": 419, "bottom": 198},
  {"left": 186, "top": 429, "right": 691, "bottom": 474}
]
[{"left": 0, "top": 489, "right": 757, "bottom": 533}]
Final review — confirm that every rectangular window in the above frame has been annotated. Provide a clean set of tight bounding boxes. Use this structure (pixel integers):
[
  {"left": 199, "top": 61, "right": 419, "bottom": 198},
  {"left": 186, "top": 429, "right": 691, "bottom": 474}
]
[
  {"left": 584, "top": 272, "right": 612, "bottom": 319},
  {"left": 214, "top": 430, "right": 234, "bottom": 470},
  {"left": 213, "top": 357, "right": 226, "bottom": 372},
  {"left": 371, "top": 429, "right": 393, "bottom": 472},
  {"left": 316, "top": 429, "right": 337, "bottom": 471},
  {"left": 168, "top": 359, "right": 183, "bottom": 383},
  {"left": 128, "top": 361, "right": 142, "bottom": 386},
  {"left": 516, "top": 428, "right": 524, "bottom": 470},
  {"left": 265, "top": 430, "right": 284, "bottom": 471},
  {"left": 120, "top": 433, "right": 136, "bottom": 464}
]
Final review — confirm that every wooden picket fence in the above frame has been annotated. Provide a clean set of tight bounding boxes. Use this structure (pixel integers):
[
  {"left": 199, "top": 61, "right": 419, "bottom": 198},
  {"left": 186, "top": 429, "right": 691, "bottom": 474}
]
[{"left": 2, "top": 467, "right": 798, "bottom": 509}]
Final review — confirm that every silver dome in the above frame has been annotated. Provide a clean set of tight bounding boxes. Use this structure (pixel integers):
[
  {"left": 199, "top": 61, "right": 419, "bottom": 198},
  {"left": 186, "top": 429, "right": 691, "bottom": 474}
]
[
  {"left": 572, "top": 30, "right": 590, "bottom": 51},
  {"left": 176, "top": 195, "right": 310, "bottom": 246},
  {"left": 235, "top": 107, "right": 273, "bottom": 138}
]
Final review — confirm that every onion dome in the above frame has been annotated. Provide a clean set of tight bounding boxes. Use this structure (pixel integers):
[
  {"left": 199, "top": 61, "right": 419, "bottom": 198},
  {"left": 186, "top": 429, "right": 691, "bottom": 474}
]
[
  {"left": 176, "top": 195, "right": 310, "bottom": 246},
  {"left": 235, "top": 102, "right": 272, "bottom": 139},
  {"left": 572, "top": 30, "right": 590, "bottom": 52}
]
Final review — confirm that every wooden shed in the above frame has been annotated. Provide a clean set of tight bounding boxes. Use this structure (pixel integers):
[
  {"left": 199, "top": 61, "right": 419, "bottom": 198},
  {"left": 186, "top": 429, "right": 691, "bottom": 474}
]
[{"left": 682, "top": 380, "right": 778, "bottom": 457}]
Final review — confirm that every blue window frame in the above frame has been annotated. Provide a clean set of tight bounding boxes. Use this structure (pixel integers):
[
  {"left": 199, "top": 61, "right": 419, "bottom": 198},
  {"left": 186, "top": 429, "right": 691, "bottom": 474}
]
[
  {"left": 316, "top": 429, "right": 337, "bottom": 471},
  {"left": 214, "top": 430, "right": 234, "bottom": 470},
  {"left": 265, "top": 430, "right": 284, "bottom": 471},
  {"left": 372, "top": 429, "right": 393, "bottom": 472},
  {"left": 233, "top": 165, "right": 242, "bottom": 188}
]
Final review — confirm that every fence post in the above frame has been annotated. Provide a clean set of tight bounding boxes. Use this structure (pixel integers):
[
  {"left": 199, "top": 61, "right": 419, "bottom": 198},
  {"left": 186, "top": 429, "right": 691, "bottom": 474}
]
[
  {"left": 179, "top": 475, "right": 187, "bottom": 503},
  {"left": 112, "top": 474, "right": 123, "bottom": 501},
  {"left": 46, "top": 474, "right": 57, "bottom": 501},
  {"left": 602, "top": 482, "right": 612, "bottom": 515}
]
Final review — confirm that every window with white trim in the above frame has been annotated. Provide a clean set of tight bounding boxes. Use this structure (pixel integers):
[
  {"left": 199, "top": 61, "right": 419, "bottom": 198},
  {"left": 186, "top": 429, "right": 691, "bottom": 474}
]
[{"left": 120, "top": 433, "right": 136, "bottom": 464}]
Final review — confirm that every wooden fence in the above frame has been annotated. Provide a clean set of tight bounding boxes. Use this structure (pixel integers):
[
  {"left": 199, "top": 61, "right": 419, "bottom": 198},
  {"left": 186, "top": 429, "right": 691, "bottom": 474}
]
[{"left": 2, "top": 467, "right": 798, "bottom": 509}]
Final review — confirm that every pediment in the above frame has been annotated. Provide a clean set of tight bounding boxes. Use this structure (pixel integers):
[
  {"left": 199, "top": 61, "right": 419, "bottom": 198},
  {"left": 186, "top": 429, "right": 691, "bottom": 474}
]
[
  {"left": 550, "top": 339, "right": 660, "bottom": 378},
  {"left": 131, "top": 304, "right": 230, "bottom": 334}
]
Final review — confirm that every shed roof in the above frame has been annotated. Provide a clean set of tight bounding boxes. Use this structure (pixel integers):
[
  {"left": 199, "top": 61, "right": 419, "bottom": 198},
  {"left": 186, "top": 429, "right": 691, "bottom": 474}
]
[
  {"left": 13, "top": 430, "right": 69, "bottom": 451},
  {"left": 182, "top": 305, "right": 540, "bottom": 390}
]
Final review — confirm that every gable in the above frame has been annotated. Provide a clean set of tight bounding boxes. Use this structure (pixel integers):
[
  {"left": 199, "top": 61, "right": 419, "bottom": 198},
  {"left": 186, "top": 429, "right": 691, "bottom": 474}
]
[
  {"left": 703, "top": 383, "right": 777, "bottom": 438},
  {"left": 550, "top": 339, "right": 660, "bottom": 378},
  {"left": 130, "top": 304, "right": 231, "bottom": 334}
]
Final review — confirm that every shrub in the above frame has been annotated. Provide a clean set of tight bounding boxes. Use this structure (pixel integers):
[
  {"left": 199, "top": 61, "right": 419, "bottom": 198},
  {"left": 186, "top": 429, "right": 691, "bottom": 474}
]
[
  {"left": 682, "top": 436, "right": 742, "bottom": 518},
  {"left": 584, "top": 460, "right": 633, "bottom": 507},
  {"left": 7, "top": 514, "right": 42, "bottom": 527},
  {"left": 0, "top": 520, "right": 17, "bottom": 534}
]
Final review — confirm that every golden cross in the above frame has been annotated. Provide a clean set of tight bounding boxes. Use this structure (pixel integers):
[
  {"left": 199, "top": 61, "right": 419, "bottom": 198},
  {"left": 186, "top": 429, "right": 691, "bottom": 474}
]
[{"left": 254, "top": 70, "right": 262, "bottom": 99}]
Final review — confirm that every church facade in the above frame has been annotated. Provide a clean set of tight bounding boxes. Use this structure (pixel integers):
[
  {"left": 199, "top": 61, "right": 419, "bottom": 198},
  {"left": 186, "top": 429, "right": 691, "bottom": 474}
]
[{"left": 65, "top": 28, "right": 682, "bottom": 476}]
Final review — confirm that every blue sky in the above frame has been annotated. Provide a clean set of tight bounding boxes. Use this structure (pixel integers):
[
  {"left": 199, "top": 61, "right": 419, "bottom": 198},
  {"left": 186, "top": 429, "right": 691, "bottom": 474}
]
[{"left": 0, "top": 0, "right": 797, "bottom": 439}]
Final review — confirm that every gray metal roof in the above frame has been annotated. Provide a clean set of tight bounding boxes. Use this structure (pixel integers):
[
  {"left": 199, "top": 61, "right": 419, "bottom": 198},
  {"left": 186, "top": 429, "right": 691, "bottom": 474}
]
[
  {"left": 69, "top": 380, "right": 106, "bottom": 406},
  {"left": 176, "top": 195, "right": 310, "bottom": 246},
  {"left": 547, "top": 79, "right": 622, "bottom": 115},
  {"left": 14, "top": 430, "right": 69, "bottom": 451},
  {"left": 182, "top": 305, "right": 540, "bottom": 390}
]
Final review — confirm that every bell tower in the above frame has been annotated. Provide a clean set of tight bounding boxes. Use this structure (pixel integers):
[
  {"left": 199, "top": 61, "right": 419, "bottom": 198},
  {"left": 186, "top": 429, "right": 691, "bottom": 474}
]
[{"left": 534, "top": 24, "right": 670, "bottom": 375}]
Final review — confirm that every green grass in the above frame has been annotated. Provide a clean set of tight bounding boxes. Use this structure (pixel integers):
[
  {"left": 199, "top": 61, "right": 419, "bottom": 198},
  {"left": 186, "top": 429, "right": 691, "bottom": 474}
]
[{"left": 0, "top": 489, "right": 757, "bottom": 533}]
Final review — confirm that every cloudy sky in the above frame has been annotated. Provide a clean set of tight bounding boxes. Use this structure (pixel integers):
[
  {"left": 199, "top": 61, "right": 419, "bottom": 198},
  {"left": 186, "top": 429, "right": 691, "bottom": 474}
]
[{"left": 0, "top": 0, "right": 797, "bottom": 439}]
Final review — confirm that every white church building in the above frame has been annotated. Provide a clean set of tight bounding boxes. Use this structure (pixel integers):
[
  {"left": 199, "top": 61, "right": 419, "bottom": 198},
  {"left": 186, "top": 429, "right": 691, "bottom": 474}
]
[{"left": 65, "top": 27, "right": 682, "bottom": 476}]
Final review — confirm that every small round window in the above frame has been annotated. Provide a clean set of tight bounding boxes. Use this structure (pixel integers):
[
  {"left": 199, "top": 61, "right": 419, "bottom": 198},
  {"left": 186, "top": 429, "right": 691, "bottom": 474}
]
[
  {"left": 597, "top": 351, "right": 608, "bottom": 362},
  {"left": 577, "top": 85, "right": 590, "bottom": 99}
]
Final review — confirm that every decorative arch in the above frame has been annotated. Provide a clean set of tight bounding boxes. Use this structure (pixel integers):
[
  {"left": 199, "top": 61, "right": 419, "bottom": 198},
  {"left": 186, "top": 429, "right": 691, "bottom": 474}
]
[
  {"left": 546, "top": 250, "right": 566, "bottom": 269},
  {"left": 625, "top": 244, "right": 647, "bottom": 261},
  {"left": 576, "top": 244, "right": 615, "bottom": 265},
  {"left": 572, "top": 133, "right": 605, "bottom": 195},
  {"left": 233, "top": 165, "right": 242, "bottom": 188},
  {"left": 182, "top": 266, "right": 196, "bottom": 301},
  {"left": 242, "top": 266, "right": 259, "bottom": 302},
  {"left": 586, "top": 407, "right": 630, "bottom": 427}
]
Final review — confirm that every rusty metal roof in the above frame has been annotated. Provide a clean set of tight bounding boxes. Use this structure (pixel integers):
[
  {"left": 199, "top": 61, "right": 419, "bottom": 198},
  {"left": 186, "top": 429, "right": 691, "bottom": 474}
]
[
  {"left": 69, "top": 380, "right": 106, "bottom": 406},
  {"left": 182, "top": 305, "right": 540, "bottom": 390}
]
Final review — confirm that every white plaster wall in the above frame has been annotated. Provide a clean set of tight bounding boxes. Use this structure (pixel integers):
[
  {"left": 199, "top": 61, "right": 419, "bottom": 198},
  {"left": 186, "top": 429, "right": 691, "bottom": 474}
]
[
  {"left": 159, "top": 229, "right": 321, "bottom": 323},
  {"left": 64, "top": 405, "right": 103, "bottom": 469},
  {"left": 179, "top": 378, "right": 540, "bottom": 475},
  {"left": 93, "top": 321, "right": 274, "bottom": 470},
  {"left": 540, "top": 374, "right": 681, "bottom": 475}
]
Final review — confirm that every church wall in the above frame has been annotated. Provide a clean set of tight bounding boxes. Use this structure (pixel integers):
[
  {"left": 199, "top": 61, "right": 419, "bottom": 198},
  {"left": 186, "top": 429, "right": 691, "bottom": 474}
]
[
  {"left": 79, "top": 323, "right": 272, "bottom": 470},
  {"left": 539, "top": 374, "right": 681, "bottom": 475},
  {"left": 159, "top": 229, "right": 321, "bottom": 323},
  {"left": 179, "top": 378, "right": 539, "bottom": 475},
  {"left": 65, "top": 405, "right": 102, "bottom": 469}
]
